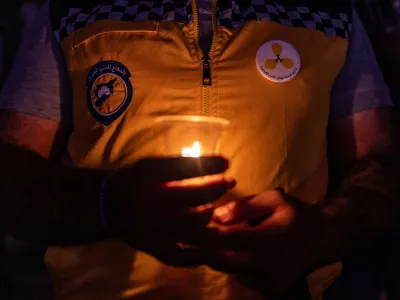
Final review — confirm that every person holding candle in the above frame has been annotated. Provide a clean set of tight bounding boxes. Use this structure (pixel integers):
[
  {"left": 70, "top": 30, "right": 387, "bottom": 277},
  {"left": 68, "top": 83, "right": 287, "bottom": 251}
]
[{"left": 0, "top": 1, "right": 399, "bottom": 300}]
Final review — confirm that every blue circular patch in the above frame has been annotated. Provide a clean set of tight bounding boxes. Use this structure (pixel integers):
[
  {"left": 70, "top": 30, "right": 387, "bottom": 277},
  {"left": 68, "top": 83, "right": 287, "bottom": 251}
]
[{"left": 86, "top": 61, "right": 133, "bottom": 126}]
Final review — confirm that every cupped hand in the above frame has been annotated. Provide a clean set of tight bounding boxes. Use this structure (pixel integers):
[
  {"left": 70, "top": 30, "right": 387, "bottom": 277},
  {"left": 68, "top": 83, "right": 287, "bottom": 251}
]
[
  {"left": 185, "top": 190, "right": 335, "bottom": 295},
  {"left": 106, "top": 156, "right": 235, "bottom": 267}
]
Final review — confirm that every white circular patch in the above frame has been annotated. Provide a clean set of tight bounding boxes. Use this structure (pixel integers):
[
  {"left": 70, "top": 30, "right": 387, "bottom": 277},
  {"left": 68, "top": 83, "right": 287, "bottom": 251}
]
[{"left": 255, "top": 40, "right": 301, "bottom": 83}]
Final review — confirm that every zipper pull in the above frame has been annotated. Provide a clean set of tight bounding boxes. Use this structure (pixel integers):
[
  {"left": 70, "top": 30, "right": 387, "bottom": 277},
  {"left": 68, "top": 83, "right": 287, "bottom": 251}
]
[{"left": 202, "top": 57, "right": 212, "bottom": 86}]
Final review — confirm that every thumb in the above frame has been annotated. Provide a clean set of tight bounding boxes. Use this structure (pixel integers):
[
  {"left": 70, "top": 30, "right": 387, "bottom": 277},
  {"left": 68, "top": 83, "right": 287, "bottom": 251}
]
[{"left": 213, "top": 193, "right": 276, "bottom": 225}]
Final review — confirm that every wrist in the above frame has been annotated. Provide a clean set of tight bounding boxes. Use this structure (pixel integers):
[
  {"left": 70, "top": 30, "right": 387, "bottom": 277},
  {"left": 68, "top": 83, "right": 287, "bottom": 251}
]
[
  {"left": 99, "top": 170, "right": 135, "bottom": 243},
  {"left": 56, "top": 167, "right": 112, "bottom": 244},
  {"left": 99, "top": 174, "right": 114, "bottom": 236},
  {"left": 305, "top": 201, "right": 346, "bottom": 270}
]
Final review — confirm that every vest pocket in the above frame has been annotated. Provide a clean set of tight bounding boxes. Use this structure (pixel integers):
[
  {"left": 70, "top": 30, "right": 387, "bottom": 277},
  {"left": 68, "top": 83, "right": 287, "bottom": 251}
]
[{"left": 71, "top": 20, "right": 159, "bottom": 49}]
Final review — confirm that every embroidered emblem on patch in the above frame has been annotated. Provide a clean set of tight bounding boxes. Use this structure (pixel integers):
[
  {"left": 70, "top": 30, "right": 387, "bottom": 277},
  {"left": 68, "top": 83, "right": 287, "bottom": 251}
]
[
  {"left": 256, "top": 40, "right": 301, "bottom": 83},
  {"left": 87, "top": 61, "right": 133, "bottom": 126}
]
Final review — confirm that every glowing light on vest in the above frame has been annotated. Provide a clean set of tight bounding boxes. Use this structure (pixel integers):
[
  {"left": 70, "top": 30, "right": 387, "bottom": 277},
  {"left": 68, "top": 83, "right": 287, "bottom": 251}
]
[{"left": 181, "top": 141, "right": 201, "bottom": 158}]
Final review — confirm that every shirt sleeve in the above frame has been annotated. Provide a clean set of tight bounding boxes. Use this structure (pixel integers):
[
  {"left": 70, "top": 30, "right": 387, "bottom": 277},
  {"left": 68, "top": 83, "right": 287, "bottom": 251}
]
[
  {"left": 0, "top": 1, "right": 71, "bottom": 123},
  {"left": 329, "top": 10, "right": 393, "bottom": 121}
]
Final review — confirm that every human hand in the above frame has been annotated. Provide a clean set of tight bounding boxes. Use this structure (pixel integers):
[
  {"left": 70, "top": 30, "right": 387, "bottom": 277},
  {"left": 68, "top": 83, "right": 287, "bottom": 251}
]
[
  {"left": 192, "top": 190, "right": 335, "bottom": 295},
  {"left": 106, "top": 156, "right": 235, "bottom": 267}
]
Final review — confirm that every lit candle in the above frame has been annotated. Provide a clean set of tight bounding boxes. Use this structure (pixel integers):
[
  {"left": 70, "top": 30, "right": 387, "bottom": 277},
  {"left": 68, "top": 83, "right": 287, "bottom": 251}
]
[
  {"left": 172, "top": 140, "right": 221, "bottom": 189},
  {"left": 181, "top": 141, "right": 201, "bottom": 158}
]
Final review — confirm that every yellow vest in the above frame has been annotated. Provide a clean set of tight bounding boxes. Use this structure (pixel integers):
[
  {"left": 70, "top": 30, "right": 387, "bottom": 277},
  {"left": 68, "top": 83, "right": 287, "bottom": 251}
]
[{"left": 46, "top": 1, "right": 352, "bottom": 299}]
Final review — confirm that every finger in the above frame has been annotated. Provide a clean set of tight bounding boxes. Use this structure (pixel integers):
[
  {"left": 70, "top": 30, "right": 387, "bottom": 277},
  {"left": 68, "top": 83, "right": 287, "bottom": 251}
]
[
  {"left": 183, "top": 225, "right": 283, "bottom": 252},
  {"left": 236, "top": 274, "right": 270, "bottom": 292},
  {"left": 204, "top": 250, "right": 259, "bottom": 274},
  {"left": 163, "top": 175, "right": 236, "bottom": 208},
  {"left": 213, "top": 192, "right": 280, "bottom": 224},
  {"left": 136, "top": 235, "right": 205, "bottom": 267},
  {"left": 133, "top": 156, "right": 230, "bottom": 181},
  {"left": 180, "top": 226, "right": 258, "bottom": 251},
  {"left": 165, "top": 206, "right": 215, "bottom": 236}
]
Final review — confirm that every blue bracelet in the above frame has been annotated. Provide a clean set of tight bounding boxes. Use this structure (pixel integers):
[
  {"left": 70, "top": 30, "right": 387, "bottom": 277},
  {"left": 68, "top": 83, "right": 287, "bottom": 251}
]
[{"left": 99, "top": 175, "right": 113, "bottom": 235}]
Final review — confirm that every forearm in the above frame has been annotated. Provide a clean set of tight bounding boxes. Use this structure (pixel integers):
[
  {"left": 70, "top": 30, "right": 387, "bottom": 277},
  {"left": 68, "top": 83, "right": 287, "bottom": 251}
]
[
  {"left": 319, "top": 147, "right": 400, "bottom": 265},
  {"left": 0, "top": 139, "right": 109, "bottom": 246}
]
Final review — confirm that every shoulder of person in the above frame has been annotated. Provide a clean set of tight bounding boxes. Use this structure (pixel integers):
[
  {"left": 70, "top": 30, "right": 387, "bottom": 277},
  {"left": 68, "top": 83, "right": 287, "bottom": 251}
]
[
  {"left": 276, "top": 0, "right": 352, "bottom": 15},
  {"left": 48, "top": 0, "right": 113, "bottom": 31}
]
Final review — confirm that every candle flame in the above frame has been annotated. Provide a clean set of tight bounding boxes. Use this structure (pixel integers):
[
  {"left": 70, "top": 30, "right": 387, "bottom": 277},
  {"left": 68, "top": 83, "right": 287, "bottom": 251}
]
[{"left": 181, "top": 141, "right": 201, "bottom": 158}]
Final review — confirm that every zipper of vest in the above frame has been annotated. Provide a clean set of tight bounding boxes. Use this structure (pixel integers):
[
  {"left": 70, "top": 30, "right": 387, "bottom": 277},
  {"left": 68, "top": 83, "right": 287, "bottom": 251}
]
[{"left": 192, "top": 0, "right": 217, "bottom": 116}]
